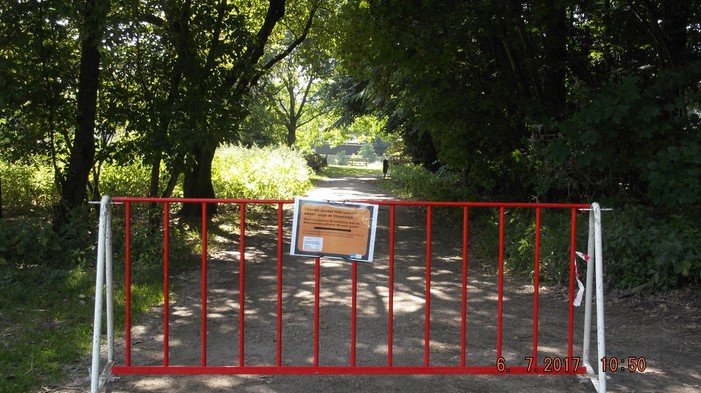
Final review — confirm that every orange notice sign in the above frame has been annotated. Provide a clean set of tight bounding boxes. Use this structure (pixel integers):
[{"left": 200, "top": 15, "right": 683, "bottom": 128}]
[{"left": 290, "top": 198, "right": 379, "bottom": 262}]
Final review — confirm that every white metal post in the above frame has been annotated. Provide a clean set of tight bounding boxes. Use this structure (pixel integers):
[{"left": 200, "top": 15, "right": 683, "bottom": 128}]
[
  {"left": 105, "top": 200, "right": 115, "bottom": 364},
  {"left": 593, "top": 202, "right": 607, "bottom": 393},
  {"left": 582, "top": 211, "right": 595, "bottom": 365},
  {"left": 90, "top": 196, "right": 110, "bottom": 393}
]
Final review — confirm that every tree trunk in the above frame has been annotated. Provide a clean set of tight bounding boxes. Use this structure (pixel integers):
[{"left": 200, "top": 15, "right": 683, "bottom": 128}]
[
  {"left": 161, "top": 162, "right": 182, "bottom": 198},
  {"left": 147, "top": 153, "right": 163, "bottom": 227},
  {"left": 55, "top": 0, "right": 110, "bottom": 229},
  {"left": 541, "top": 1, "right": 568, "bottom": 119},
  {"left": 175, "top": 0, "right": 315, "bottom": 217},
  {"left": 286, "top": 117, "right": 297, "bottom": 146},
  {"left": 662, "top": 0, "right": 689, "bottom": 66},
  {"left": 149, "top": 153, "right": 162, "bottom": 198},
  {"left": 181, "top": 144, "right": 217, "bottom": 217},
  {"left": 286, "top": 125, "right": 296, "bottom": 146}
]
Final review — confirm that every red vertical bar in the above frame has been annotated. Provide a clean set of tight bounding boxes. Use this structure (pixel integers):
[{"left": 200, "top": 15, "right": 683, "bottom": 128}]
[
  {"left": 239, "top": 203, "right": 246, "bottom": 367},
  {"left": 532, "top": 208, "right": 542, "bottom": 363},
  {"left": 314, "top": 257, "right": 320, "bottom": 367},
  {"left": 460, "top": 206, "right": 469, "bottom": 367},
  {"left": 568, "top": 208, "right": 577, "bottom": 361},
  {"left": 163, "top": 202, "right": 170, "bottom": 367},
  {"left": 351, "top": 262, "right": 358, "bottom": 366},
  {"left": 387, "top": 205, "right": 395, "bottom": 367},
  {"left": 497, "top": 206, "right": 505, "bottom": 360},
  {"left": 276, "top": 203, "right": 284, "bottom": 367},
  {"left": 201, "top": 202, "right": 207, "bottom": 367},
  {"left": 124, "top": 202, "right": 132, "bottom": 367},
  {"left": 424, "top": 205, "right": 432, "bottom": 366}
]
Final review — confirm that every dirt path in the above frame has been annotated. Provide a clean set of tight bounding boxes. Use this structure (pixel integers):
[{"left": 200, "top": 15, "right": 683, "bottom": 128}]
[{"left": 53, "top": 173, "right": 700, "bottom": 392}]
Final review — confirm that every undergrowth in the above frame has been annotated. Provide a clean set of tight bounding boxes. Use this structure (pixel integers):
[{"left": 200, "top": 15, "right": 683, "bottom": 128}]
[{"left": 384, "top": 163, "right": 701, "bottom": 289}]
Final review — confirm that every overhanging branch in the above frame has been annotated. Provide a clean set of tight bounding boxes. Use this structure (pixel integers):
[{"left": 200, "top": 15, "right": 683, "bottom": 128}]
[{"left": 263, "top": 3, "right": 319, "bottom": 71}]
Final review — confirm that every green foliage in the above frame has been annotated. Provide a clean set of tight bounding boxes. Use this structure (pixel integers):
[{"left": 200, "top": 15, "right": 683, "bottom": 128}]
[
  {"left": 0, "top": 157, "right": 177, "bottom": 216},
  {"left": 332, "top": 1, "right": 701, "bottom": 291},
  {"left": 644, "top": 138, "right": 701, "bottom": 207},
  {"left": 244, "top": 55, "right": 335, "bottom": 148},
  {"left": 0, "top": 160, "right": 56, "bottom": 215},
  {"left": 99, "top": 161, "right": 156, "bottom": 197},
  {"left": 304, "top": 153, "right": 328, "bottom": 172},
  {"left": 334, "top": 150, "right": 349, "bottom": 165},
  {"left": 334, "top": 0, "right": 532, "bottom": 176},
  {"left": 0, "top": 217, "right": 61, "bottom": 266},
  {"left": 0, "top": 0, "right": 78, "bottom": 163},
  {"left": 212, "top": 145, "right": 313, "bottom": 199},
  {"left": 539, "top": 64, "right": 701, "bottom": 209},
  {"left": 387, "top": 163, "right": 469, "bottom": 201},
  {"left": 0, "top": 266, "right": 94, "bottom": 392},
  {"left": 0, "top": 207, "right": 93, "bottom": 269},
  {"left": 502, "top": 210, "right": 587, "bottom": 284},
  {"left": 605, "top": 206, "right": 701, "bottom": 289},
  {"left": 0, "top": 209, "right": 198, "bottom": 393},
  {"left": 386, "top": 163, "right": 701, "bottom": 290},
  {"left": 359, "top": 142, "right": 378, "bottom": 163}
]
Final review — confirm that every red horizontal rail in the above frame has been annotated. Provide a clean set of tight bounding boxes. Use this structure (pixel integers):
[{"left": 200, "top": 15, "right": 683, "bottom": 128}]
[
  {"left": 112, "top": 365, "right": 586, "bottom": 376},
  {"left": 109, "top": 196, "right": 589, "bottom": 209},
  {"left": 111, "top": 197, "right": 294, "bottom": 204}
]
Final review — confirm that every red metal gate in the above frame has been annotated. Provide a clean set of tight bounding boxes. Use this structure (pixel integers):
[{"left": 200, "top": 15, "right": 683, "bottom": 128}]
[{"left": 103, "top": 197, "right": 590, "bottom": 377}]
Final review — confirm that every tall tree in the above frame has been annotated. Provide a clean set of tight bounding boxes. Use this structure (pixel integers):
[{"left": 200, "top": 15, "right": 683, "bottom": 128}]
[
  {"left": 253, "top": 58, "right": 331, "bottom": 147},
  {"left": 57, "top": 0, "right": 111, "bottom": 226},
  {"left": 123, "top": 0, "right": 320, "bottom": 215},
  {"left": 182, "top": 0, "right": 319, "bottom": 215},
  {"left": 0, "top": 1, "right": 78, "bottom": 191}
]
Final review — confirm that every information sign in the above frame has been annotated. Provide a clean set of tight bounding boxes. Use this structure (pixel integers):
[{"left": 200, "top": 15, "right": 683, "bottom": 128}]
[{"left": 290, "top": 198, "right": 379, "bottom": 262}]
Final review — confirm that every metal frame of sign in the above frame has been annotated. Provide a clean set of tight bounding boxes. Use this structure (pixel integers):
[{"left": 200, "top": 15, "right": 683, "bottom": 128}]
[{"left": 290, "top": 197, "right": 379, "bottom": 263}]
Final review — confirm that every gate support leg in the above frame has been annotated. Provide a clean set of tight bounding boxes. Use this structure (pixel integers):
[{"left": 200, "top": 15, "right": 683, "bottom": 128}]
[
  {"left": 90, "top": 195, "right": 115, "bottom": 393},
  {"left": 581, "top": 203, "right": 606, "bottom": 393}
]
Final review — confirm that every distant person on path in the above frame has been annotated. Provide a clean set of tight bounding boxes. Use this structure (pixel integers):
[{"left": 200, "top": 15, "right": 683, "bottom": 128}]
[{"left": 382, "top": 158, "right": 389, "bottom": 179}]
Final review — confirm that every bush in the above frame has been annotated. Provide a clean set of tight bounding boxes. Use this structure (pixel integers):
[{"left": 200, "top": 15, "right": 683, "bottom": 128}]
[
  {"left": 334, "top": 150, "right": 349, "bottom": 165},
  {"left": 304, "top": 153, "right": 328, "bottom": 171},
  {"left": 387, "top": 163, "right": 701, "bottom": 290},
  {"left": 212, "top": 144, "right": 313, "bottom": 199},
  {"left": 0, "top": 206, "right": 95, "bottom": 268},
  {"left": 605, "top": 206, "right": 701, "bottom": 289},
  {"left": 0, "top": 159, "right": 56, "bottom": 215},
  {"left": 359, "top": 142, "right": 378, "bottom": 163},
  {"left": 540, "top": 65, "right": 701, "bottom": 210},
  {"left": 478, "top": 204, "right": 701, "bottom": 290},
  {"left": 0, "top": 217, "right": 60, "bottom": 266},
  {"left": 501, "top": 209, "right": 587, "bottom": 284},
  {"left": 99, "top": 161, "right": 155, "bottom": 197},
  {"left": 389, "top": 163, "right": 470, "bottom": 201}
]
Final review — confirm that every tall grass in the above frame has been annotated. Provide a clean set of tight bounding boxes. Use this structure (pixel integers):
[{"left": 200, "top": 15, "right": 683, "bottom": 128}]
[
  {"left": 99, "top": 160, "right": 156, "bottom": 197},
  {"left": 212, "top": 144, "right": 312, "bottom": 199},
  {"left": 0, "top": 160, "right": 56, "bottom": 215}
]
